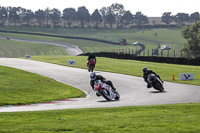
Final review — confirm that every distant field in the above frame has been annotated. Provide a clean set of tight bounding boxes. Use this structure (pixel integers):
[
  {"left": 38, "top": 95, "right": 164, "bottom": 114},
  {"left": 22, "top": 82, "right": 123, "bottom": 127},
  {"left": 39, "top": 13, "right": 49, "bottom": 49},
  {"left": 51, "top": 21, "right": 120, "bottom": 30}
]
[
  {"left": 0, "top": 32, "right": 141, "bottom": 55},
  {"left": 0, "top": 27, "right": 186, "bottom": 54},
  {"left": 0, "top": 27, "right": 186, "bottom": 44},
  {"left": 0, "top": 39, "right": 67, "bottom": 57}
]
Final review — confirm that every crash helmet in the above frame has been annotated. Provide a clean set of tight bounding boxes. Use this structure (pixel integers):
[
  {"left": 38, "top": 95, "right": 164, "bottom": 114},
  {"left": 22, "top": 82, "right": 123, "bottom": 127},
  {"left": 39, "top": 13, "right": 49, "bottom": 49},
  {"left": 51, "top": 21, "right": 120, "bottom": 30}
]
[
  {"left": 90, "top": 72, "right": 96, "bottom": 80},
  {"left": 143, "top": 67, "right": 148, "bottom": 73}
]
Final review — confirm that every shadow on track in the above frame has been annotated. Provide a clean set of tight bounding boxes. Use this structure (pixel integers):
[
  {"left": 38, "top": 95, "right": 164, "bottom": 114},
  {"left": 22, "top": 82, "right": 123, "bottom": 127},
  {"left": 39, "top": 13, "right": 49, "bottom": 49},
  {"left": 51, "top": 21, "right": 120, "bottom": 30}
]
[
  {"left": 97, "top": 99, "right": 120, "bottom": 103},
  {"left": 150, "top": 90, "right": 167, "bottom": 93}
]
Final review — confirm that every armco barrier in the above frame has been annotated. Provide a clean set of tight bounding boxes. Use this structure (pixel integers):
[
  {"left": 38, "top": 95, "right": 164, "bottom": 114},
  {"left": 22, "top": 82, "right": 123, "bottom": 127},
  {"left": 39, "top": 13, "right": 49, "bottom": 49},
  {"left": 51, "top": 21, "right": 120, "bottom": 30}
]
[{"left": 80, "top": 52, "right": 200, "bottom": 66}]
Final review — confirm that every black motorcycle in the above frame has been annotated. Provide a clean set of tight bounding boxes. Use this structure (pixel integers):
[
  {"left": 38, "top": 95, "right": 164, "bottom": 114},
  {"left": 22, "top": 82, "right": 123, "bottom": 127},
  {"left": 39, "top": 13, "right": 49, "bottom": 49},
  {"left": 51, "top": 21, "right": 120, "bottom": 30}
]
[
  {"left": 88, "top": 59, "right": 96, "bottom": 72},
  {"left": 147, "top": 74, "right": 164, "bottom": 92}
]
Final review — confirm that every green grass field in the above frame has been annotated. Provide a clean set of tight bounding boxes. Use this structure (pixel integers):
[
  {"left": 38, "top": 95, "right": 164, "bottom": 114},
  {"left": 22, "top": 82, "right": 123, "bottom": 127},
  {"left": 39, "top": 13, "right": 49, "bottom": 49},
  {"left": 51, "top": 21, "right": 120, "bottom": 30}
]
[
  {"left": 0, "top": 65, "right": 85, "bottom": 106},
  {"left": 0, "top": 28, "right": 199, "bottom": 133},
  {"left": 0, "top": 39, "right": 67, "bottom": 57},
  {"left": 0, "top": 32, "right": 142, "bottom": 54},
  {"left": 0, "top": 28, "right": 186, "bottom": 56},
  {"left": 29, "top": 55, "right": 200, "bottom": 86},
  {"left": 0, "top": 27, "right": 186, "bottom": 44},
  {"left": 0, "top": 103, "right": 200, "bottom": 133}
]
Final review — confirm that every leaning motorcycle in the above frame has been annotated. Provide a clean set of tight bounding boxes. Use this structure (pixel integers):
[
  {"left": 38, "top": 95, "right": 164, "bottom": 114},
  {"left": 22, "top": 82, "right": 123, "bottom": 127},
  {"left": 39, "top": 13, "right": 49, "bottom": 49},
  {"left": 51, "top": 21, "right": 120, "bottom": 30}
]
[
  {"left": 147, "top": 73, "right": 164, "bottom": 92},
  {"left": 94, "top": 80, "right": 120, "bottom": 101},
  {"left": 88, "top": 59, "right": 96, "bottom": 72}
]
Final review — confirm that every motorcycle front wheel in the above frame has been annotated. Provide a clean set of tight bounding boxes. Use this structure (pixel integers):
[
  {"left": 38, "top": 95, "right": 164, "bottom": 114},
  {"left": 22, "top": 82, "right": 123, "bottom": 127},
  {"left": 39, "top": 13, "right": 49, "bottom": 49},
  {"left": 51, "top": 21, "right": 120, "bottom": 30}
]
[
  {"left": 100, "top": 89, "right": 112, "bottom": 101},
  {"left": 154, "top": 82, "right": 164, "bottom": 92},
  {"left": 114, "top": 91, "right": 120, "bottom": 100}
]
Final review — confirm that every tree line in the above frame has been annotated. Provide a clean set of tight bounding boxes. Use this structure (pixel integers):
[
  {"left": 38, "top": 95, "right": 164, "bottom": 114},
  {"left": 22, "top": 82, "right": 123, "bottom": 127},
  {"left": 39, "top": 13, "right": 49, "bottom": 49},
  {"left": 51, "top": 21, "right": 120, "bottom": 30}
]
[{"left": 0, "top": 3, "right": 199, "bottom": 28}]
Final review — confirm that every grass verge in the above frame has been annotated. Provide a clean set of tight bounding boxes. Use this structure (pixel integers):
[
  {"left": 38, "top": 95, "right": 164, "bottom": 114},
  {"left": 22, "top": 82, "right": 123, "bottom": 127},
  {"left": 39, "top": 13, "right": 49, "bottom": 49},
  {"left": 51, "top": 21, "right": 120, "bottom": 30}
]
[
  {"left": 0, "top": 103, "right": 200, "bottom": 133},
  {"left": 30, "top": 55, "right": 200, "bottom": 86},
  {"left": 0, "top": 28, "right": 185, "bottom": 54},
  {"left": 0, "top": 39, "right": 67, "bottom": 57},
  {"left": 0, "top": 65, "right": 85, "bottom": 106}
]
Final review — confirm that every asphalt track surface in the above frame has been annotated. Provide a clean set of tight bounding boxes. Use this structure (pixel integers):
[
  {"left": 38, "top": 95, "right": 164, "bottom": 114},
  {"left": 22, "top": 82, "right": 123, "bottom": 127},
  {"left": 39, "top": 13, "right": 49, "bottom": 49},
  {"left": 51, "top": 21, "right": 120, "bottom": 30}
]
[{"left": 0, "top": 58, "right": 200, "bottom": 112}]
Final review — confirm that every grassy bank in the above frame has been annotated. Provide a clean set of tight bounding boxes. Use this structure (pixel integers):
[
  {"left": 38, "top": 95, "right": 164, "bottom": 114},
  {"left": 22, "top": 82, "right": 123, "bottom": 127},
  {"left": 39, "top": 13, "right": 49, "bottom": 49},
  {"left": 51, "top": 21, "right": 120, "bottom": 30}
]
[
  {"left": 0, "top": 103, "right": 199, "bottom": 133},
  {"left": 0, "top": 65, "right": 85, "bottom": 106},
  {"left": 0, "top": 32, "right": 142, "bottom": 54},
  {"left": 0, "top": 27, "right": 186, "bottom": 44},
  {"left": 0, "top": 28, "right": 186, "bottom": 54},
  {"left": 30, "top": 55, "right": 200, "bottom": 86},
  {"left": 0, "top": 39, "right": 67, "bottom": 57}
]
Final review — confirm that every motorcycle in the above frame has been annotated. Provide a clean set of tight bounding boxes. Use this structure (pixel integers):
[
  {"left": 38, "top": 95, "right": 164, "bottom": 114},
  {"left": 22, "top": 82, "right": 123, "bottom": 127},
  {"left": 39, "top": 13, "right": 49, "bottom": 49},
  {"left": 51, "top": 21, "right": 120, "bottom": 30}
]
[
  {"left": 147, "top": 74, "right": 164, "bottom": 92},
  {"left": 94, "top": 80, "right": 120, "bottom": 101},
  {"left": 88, "top": 59, "right": 96, "bottom": 72}
]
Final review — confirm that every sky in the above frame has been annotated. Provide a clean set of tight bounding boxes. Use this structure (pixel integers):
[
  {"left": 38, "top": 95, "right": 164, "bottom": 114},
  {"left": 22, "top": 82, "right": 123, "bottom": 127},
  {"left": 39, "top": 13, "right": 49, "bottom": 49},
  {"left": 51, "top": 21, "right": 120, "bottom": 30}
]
[{"left": 0, "top": 0, "right": 200, "bottom": 17}]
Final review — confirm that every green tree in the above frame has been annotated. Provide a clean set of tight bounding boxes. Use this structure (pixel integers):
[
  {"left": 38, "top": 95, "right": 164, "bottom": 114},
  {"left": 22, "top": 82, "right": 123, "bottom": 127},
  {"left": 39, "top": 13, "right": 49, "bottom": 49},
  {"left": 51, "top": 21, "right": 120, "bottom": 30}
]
[
  {"left": 162, "top": 12, "right": 173, "bottom": 25},
  {"left": 0, "top": 6, "right": 8, "bottom": 26},
  {"left": 105, "top": 11, "right": 115, "bottom": 28},
  {"left": 7, "top": 7, "right": 22, "bottom": 26},
  {"left": 44, "top": 8, "right": 51, "bottom": 27},
  {"left": 76, "top": 6, "right": 90, "bottom": 28},
  {"left": 122, "top": 11, "right": 133, "bottom": 28},
  {"left": 190, "top": 12, "right": 200, "bottom": 23},
  {"left": 21, "top": 9, "right": 34, "bottom": 26},
  {"left": 182, "top": 21, "right": 200, "bottom": 57},
  {"left": 35, "top": 9, "right": 45, "bottom": 27},
  {"left": 91, "top": 9, "right": 102, "bottom": 28},
  {"left": 99, "top": 7, "right": 108, "bottom": 28},
  {"left": 62, "top": 8, "right": 76, "bottom": 28},
  {"left": 51, "top": 8, "right": 61, "bottom": 27},
  {"left": 174, "top": 13, "right": 189, "bottom": 27},
  {"left": 133, "top": 11, "right": 148, "bottom": 27},
  {"left": 109, "top": 3, "right": 125, "bottom": 28}
]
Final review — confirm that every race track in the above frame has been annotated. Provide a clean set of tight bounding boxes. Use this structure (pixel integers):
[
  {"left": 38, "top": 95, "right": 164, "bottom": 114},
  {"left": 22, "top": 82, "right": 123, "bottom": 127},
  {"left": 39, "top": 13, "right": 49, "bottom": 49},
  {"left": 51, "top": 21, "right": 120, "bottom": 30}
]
[{"left": 0, "top": 58, "right": 200, "bottom": 112}]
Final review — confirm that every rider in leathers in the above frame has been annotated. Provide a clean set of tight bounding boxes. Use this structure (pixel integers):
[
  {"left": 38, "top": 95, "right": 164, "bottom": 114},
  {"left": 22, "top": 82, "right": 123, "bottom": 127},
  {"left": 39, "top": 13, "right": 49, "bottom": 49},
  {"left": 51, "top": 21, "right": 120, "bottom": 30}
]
[
  {"left": 87, "top": 53, "right": 96, "bottom": 66},
  {"left": 90, "top": 72, "right": 116, "bottom": 96},
  {"left": 143, "top": 67, "right": 163, "bottom": 88}
]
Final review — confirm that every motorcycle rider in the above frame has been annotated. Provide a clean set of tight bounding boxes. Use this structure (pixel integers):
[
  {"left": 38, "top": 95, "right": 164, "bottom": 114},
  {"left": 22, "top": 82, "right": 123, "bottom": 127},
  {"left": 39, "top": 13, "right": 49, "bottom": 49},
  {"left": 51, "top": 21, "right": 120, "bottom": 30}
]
[
  {"left": 90, "top": 72, "right": 116, "bottom": 96},
  {"left": 87, "top": 52, "right": 96, "bottom": 66},
  {"left": 142, "top": 67, "right": 163, "bottom": 88}
]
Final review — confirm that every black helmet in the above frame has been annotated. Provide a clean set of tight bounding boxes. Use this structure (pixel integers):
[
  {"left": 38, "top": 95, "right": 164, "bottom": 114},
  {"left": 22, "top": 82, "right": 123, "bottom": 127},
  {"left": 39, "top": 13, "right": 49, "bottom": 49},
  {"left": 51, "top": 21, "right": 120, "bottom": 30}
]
[
  {"left": 90, "top": 72, "right": 96, "bottom": 80},
  {"left": 143, "top": 67, "right": 148, "bottom": 73}
]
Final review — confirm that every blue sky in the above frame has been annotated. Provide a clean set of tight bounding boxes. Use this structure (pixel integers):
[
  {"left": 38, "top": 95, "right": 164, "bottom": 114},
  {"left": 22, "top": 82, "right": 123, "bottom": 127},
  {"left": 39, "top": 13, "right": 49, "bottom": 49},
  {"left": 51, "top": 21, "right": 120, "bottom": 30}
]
[{"left": 0, "top": 0, "right": 199, "bottom": 17}]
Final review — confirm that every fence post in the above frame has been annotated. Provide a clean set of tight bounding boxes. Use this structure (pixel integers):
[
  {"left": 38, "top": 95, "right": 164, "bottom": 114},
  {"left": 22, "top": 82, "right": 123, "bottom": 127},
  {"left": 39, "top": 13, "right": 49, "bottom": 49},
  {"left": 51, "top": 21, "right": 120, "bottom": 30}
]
[
  {"left": 174, "top": 50, "right": 176, "bottom": 58},
  {"left": 157, "top": 49, "right": 159, "bottom": 56},
  {"left": 167, "top": 50, "right": 169, "bottom": 57},
  {"left": 181, "top": 50, "right": 182, "bottom": 58}
]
